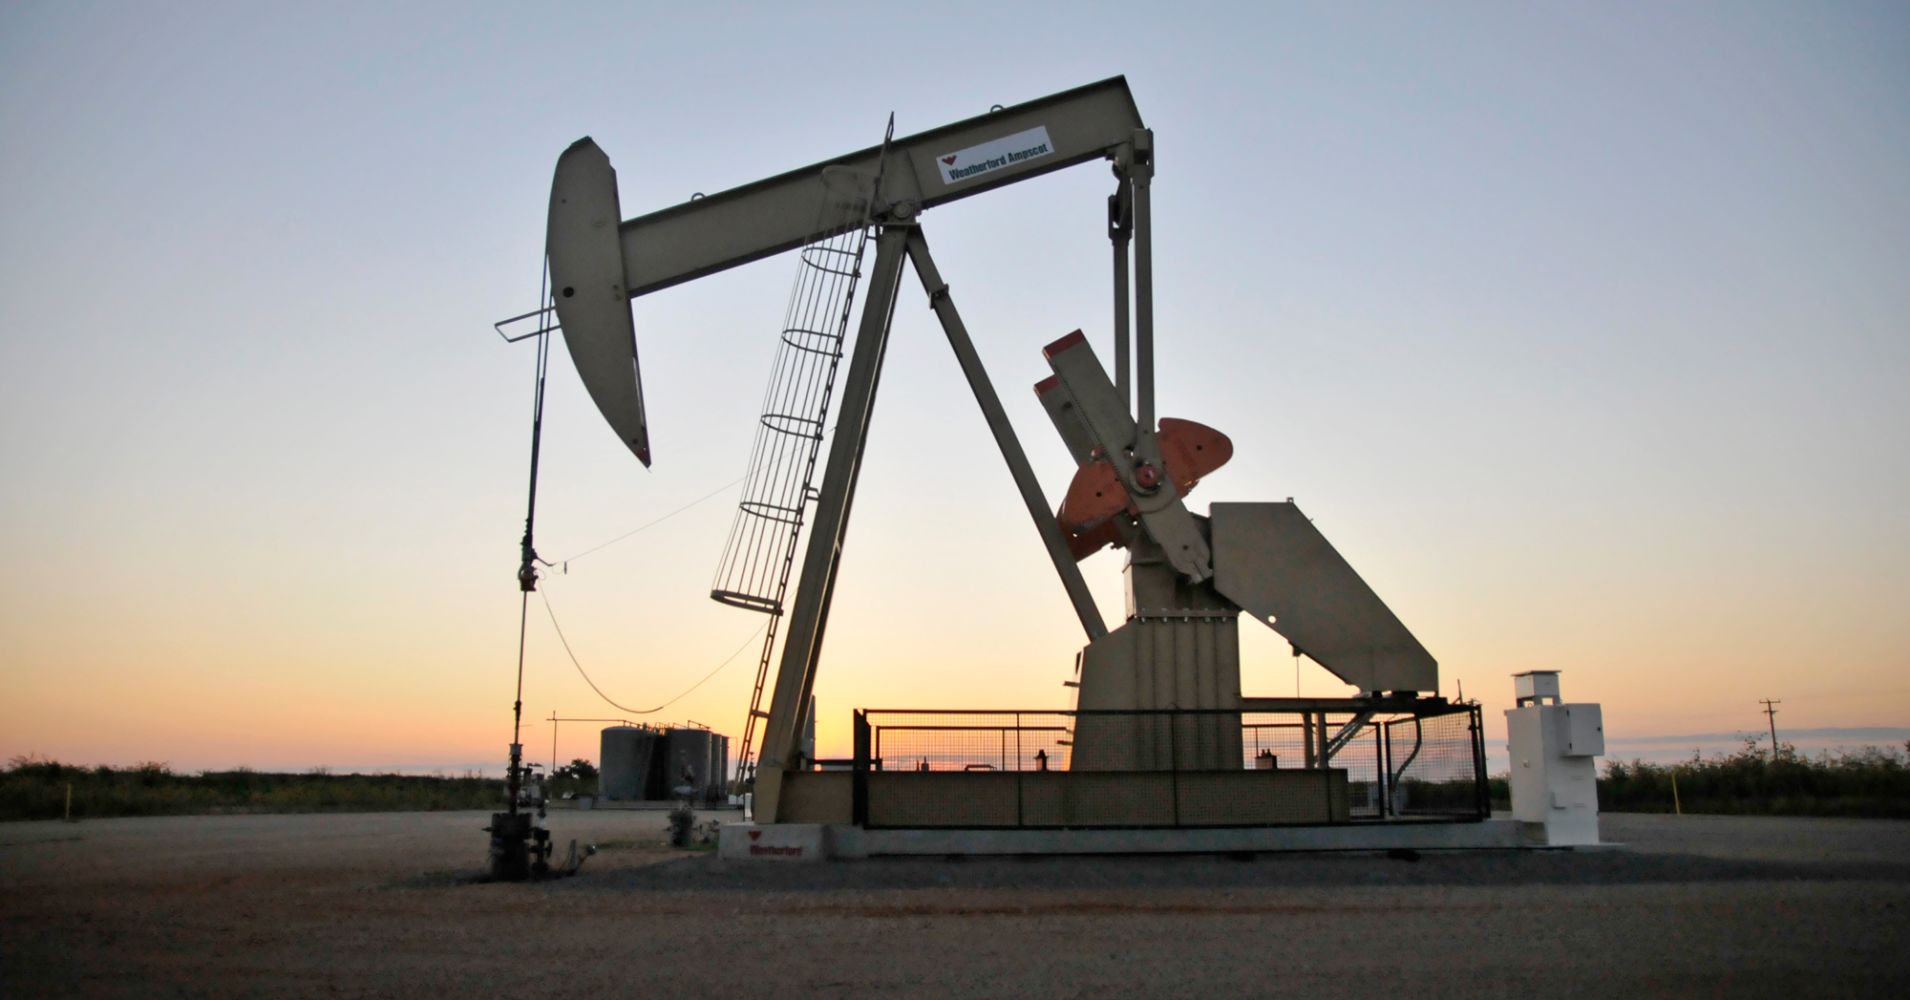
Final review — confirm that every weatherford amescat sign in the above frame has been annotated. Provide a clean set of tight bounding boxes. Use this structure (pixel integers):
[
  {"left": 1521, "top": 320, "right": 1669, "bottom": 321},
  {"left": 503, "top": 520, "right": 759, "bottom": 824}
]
[
  {"left": 746, "top": 830, "right": 803, "bottom": 857},
  {"left": 936, "top": 126, "right": 1055, "bottom": 184},
  {"left": 717, "top": 825, "right": 827, "bottom": 860}
]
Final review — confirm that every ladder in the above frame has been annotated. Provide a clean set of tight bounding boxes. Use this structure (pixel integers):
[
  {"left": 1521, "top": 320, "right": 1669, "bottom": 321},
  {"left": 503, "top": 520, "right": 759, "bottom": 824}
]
[{"left": 715, "top": 125, "right": 893, "bottom": 793}]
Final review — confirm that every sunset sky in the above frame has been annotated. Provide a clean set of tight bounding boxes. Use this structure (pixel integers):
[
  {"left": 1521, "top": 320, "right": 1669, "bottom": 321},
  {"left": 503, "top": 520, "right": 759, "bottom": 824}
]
[{"left": 2, "top": 1, "right": 1905, "bottom": 774}]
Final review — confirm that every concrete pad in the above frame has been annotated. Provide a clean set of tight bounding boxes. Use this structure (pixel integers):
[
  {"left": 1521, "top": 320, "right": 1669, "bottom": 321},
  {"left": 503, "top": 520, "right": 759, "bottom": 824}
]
[
  {"left": 828, "top": 820, "right": 1535, "bottom": 858},
  {"left": 718, "top": 822, "right": 830, "bottom": 861}
]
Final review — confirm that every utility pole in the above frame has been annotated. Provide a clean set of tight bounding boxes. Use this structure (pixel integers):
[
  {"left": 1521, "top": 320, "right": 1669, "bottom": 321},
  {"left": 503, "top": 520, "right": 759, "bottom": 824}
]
[{"left": 1758, "top": 699, "right": 1781, "bottom": 761}]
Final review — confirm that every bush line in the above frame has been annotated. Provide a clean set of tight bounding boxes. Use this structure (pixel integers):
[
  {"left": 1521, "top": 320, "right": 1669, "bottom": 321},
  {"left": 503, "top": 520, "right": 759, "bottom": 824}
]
[{"left": 1, "top": 757, "right": 507, "bottom": 822}]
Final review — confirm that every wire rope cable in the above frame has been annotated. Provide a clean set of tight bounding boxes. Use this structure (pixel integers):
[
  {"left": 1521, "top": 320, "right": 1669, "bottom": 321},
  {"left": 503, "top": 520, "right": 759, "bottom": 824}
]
[
  {"left": 538, "top": 587, "right": 768, "bottom": 716},
  {"left": 549, "top": 475, "right": 747, "bottom": 568},
  {"left": 505, "top": 252, "right": 556, "bottom": 808}
]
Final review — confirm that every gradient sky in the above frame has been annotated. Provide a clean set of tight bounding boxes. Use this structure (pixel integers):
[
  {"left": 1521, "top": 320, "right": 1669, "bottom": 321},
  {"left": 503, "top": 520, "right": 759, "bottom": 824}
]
[{"left": 2, "top": 1, "right": 1905, "bottom": 773}]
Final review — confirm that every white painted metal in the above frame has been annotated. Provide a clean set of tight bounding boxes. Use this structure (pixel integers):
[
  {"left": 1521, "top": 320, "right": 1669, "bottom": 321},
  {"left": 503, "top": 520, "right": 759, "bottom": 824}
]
[
  {"left": 1562, "top": 705, "right": 1605, "bottom": 757},
  {"left": 1072, "top": 617, "right": 1243, "bottom": 770},
  {"left": 1505, "top": 672, "right": 1603, "bottom": 846},
  {"left": 1209, "top": 502, "right": 1438, "bottom": 693},
  {"left": 1513, "top": 670, "right": 1562, "bottom": 705},
  {"left": 612, "top": 78, "right": 1143, "bottom": 298},
  {"left": 546, "top": 138, "right": 650, "bottom": 464}
]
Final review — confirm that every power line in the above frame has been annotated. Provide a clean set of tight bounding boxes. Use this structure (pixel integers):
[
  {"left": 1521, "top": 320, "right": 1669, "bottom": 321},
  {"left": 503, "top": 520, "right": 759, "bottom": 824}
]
[
  {"left": 537, "top": 587, "right": 766, "bottom": 716},
  {"left": 1759, "top": 698, "right": 1781, "bottom": 760},
  {"left": 549, "top": 476, "right": 746, "bottom": 568}
]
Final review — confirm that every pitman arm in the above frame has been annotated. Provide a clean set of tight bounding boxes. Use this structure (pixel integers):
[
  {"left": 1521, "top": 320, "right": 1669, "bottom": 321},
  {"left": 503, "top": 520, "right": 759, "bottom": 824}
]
[{"left": 1037, "top": 331, "right": 1216, "bottom": 582}]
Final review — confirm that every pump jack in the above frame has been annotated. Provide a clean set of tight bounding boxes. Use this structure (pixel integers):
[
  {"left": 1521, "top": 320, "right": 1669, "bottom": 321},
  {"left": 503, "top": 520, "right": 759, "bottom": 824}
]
[{"left": 526, "top": 77, "right": 1442, "bottom": 827}]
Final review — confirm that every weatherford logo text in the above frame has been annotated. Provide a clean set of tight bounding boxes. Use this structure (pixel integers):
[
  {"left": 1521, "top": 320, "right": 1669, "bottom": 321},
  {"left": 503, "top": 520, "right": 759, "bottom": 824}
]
[
  {"left": 936, "top": 126, "right": 1055, "bottom": 185},
  {"left": 746, "top": 829, "right": 804, "bottom": 857}
]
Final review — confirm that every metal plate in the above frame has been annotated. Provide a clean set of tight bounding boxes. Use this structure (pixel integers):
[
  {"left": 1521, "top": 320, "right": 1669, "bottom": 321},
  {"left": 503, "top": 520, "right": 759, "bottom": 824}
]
[{"left": 1210, "top": 502, "right": 1437, "bottom": 693}]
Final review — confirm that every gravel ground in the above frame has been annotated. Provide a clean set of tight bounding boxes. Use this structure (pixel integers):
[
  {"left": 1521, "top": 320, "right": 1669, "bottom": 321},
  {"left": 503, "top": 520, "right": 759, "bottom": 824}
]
[{"left": 3, "top": 809, "right": 1907, "bottom": 997}]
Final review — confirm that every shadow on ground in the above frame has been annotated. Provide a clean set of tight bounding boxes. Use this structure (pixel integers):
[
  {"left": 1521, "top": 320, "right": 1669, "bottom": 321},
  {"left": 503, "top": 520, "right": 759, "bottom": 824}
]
[{"left": 528, "top": 846, "right": 1910, "bottom": 896}]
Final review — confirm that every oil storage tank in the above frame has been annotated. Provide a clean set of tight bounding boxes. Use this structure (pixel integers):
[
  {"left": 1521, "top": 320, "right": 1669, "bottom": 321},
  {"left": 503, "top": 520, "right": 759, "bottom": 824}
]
[
  {"left": 706, "top": 732, "right": 730, "bottom": 802},
  {"left": 599, "top": 726, "right": 658, "bottom": 801},
  {"left": 663, "top": 728, "right": 730, "bottom": 803}
]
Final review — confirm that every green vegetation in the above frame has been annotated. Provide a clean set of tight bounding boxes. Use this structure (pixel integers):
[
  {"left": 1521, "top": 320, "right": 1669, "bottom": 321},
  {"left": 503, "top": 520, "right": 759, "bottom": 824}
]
[
  {"left": 13, "top": 741, "right": 1906, "bottom": 823},
  {"left": 547, "top": 758, "right": 600, "bottom": 801},
  {"left": 1488, "top": 739, "right": 1910, "bottom": 818},
  {"left": 1, "top": 756, "right": 506, "bottom": 822},
  {"left": 1598, "top": 739, "right": 1910, "bottom": 818}
]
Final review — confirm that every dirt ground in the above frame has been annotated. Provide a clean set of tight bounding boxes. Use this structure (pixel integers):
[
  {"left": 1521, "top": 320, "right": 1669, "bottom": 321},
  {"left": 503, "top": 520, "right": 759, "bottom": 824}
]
[{"left": 3, "top": 808, "right": 1907, "bottom": 998}]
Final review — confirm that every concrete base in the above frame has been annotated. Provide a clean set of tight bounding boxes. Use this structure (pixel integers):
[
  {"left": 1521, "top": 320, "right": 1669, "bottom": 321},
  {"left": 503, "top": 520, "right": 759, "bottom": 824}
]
[
  {"left": 720, "top": 819, "right": 1579, "bottom": 860},
  {"left": 551, "top": 799, "right": 743, "bottom": 812},
  {"left": 834, "top": 819, "right": 1534, "bottom": 857},
  {"left": 716, "top": 822, "right": 829, "bottom": 862}
]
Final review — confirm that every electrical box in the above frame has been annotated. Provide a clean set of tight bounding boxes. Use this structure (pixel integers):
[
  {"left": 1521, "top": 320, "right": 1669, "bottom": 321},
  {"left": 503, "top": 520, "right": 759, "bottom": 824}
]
[
  {"left": 1505, "top": 672, "right": 1603, "bottom": 847},
  {"left": 1562, "top": 705, "right": 1604, "bottom": 757},
  {"left": 1513, "top": 670, "right": 1561, "bottom": 705}
]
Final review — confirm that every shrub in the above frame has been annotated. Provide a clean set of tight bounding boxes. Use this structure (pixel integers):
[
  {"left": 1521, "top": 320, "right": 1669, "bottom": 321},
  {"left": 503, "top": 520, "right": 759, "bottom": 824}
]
[
  {"left": 1598, "top": 737, "right": 1910, "bottom": 818},
  {"left": 0, "top": 757, "right": 507, "bottom": 822}
]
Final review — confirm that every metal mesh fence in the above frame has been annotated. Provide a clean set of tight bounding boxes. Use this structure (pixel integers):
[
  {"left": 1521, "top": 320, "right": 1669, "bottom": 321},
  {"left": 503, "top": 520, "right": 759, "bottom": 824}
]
[
  {"left": 1237, "top": 718, "right": 1385, "bottom": 819},
  {"left": 853, "top": 705, "right": 1484, "bottom": 829},
  {"left": 870, "top": 713, "right": 1074, "bottom": 774},
  {"left": 1383, "top": 709, "right": 1488, "bottom": 818}
]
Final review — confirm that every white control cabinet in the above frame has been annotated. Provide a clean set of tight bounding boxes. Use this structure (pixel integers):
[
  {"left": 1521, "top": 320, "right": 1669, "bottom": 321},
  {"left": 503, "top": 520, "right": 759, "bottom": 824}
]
[{"left": 1505, "top": 671, "right": 1603, "bottom": 846}]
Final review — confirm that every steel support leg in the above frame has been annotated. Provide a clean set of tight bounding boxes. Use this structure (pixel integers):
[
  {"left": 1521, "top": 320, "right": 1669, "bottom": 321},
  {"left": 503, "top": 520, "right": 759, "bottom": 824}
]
[
  {"left": 903, "top": 228, "right": 1107, "bottom": 641},
  {"left": 753, "top": 226, "right": 910, "bottom": 824}
]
